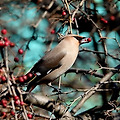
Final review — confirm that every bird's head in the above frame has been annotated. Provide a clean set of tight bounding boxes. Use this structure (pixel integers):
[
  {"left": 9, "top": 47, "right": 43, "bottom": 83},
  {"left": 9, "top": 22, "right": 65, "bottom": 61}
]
[
  {"left": 64, "top": 34, "right": 91, "bottom": 44},
  {"left": 73, "top": 35, "right": 91, "bottom": 44}
]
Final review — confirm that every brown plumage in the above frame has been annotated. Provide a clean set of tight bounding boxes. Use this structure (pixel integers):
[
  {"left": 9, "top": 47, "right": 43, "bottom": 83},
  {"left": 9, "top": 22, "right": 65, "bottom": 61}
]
[{"left": 26, "top": 34, "right": 91, "bottom": 92}]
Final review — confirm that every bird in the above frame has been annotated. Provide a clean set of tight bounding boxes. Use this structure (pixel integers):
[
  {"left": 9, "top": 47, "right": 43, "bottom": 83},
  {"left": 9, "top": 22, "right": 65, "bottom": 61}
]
[{"left": 26, "top": 34, "right": 91, "bottom": 92}]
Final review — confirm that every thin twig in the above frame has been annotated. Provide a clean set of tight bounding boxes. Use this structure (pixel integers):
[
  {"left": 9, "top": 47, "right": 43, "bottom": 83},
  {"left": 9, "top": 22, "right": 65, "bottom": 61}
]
[
  {"left": 79, "top": 48, "right": 120, "bottom": 61},
  {"left": 34, "top": 0, "right": 55, "bottom": 28},
  {"left": 71, "top": 64, "right": 120, "bottom": 114}
]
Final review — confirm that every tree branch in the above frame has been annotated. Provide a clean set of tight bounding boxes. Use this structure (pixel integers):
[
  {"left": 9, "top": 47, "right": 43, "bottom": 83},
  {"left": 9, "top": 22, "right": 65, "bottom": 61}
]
[
  {"left": 25, "top": 93, "right": 74, "bottom": 120},
  {"left": 71, "top": 64, "right": 120, "bottom": 114}
]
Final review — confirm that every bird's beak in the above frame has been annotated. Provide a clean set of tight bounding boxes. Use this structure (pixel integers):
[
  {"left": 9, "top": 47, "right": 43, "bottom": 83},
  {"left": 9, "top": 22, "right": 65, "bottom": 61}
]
[
  {"left": 80, "top": 37, "right": 92, "bottom": 44},
  {"left": 73, "top": 36, "right": 92, "bottom": 44},
  {"left": 63, "top": 34, "right": 92, "bottom": 44}
]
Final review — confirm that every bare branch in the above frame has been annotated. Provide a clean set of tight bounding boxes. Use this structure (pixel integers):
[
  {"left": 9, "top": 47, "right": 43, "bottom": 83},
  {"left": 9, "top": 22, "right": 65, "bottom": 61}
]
[{"left": 72, "top": 64, "right": 120, "bottom": 114}]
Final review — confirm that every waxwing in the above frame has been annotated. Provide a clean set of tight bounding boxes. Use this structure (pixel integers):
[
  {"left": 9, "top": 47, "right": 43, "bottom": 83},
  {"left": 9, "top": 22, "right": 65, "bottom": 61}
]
[{"left": 26, "top": 34, "right": 91, "bottom": 92}]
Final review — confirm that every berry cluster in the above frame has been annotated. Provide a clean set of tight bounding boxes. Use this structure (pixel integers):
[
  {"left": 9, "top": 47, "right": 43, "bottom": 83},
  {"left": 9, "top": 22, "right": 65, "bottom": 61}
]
[
  {"left": 0, "top": 29, "right": 34, "bottom": 119},
  {"left": 14, "top": 49, "right": 24, "bottom": 62},
  {"left": 0, "top": 68, "right": 33, "bottom": 119},
  {"left": 0, "top": 95, "right": 32, "bottom": 119},
  {"left": 0, "top": 29, "right": 15, "bottom": 47},
  {"left": 17, "top": 73, "right": 33, "bottom": 83},
  {"left": 0, "top": 29, "right": 25, "bottom": 63}
]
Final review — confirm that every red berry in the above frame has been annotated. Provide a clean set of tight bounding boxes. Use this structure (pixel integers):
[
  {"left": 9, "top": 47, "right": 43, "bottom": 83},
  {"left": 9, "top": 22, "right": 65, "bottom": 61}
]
[
  {"left": 15, "top": 100, "right": 20, "bottom": 105},
  {"left": 1, "top": 76, "right": 6, "bottom": 82},
  {"left": 62, "top": 11, "right": 67, "bottom": 16},
  {"left": 11, "top": 111, "right": 15, "bottom": 116},
  {"left": 3, "top": 37, "right": 10, "bottom": 47},
  {"left": 2, "top": 112, "right": 6, "bottom": 117},
  {"left": 18, "top": 49, "right": 24, "bottom": 54},
  {"left": 20, "top": 101, "right": 24, "bottom": 106},
  {"left": 1, "top": 29, "right": 7, "bottom": 35},
  {"left": 4, "top": 40, "right": 10, "bottom": 46},
  {"left": 18, "top": 77, "right": 24, "bottom": 83},
  {"left": 104, "top": 20, "right": 108, "bottom": 24},
  {"left": 0, "top": 41, "right": 5, "bottom": 47},
  {"left": 22, "top": 75, "right": 28, "bottom": 80},
  {"left": 1, "top": 99, "right": 7, "bottom": 104},
  {"left": 3, "top": 103, "right": 7, "bottom": 107},
  {"left": 10, "top": 42, "right": 15, "bottom": 47},
  {"left": 14, "top": 96, "right": 19, "bottom": 101},
  {"left": 3, "top": 37, "right": 8, "bottom": 41},
  {"left": 14, "top": 57, "right": 19, "bottom": 62},
  {"left": 27, "top": 73, "right": 33, "bottom": 78},
  {"left": 100, "top": 18, "right": 108, "bottom": 24},
  {"left": 1, "top": 99, "right": 7, "bottom": 108},
  {"left": 50, "top": 29, "right": 55, "bottom": 34},
  {"left": 87, "top": 38, "right": 91, "bottom": 42},
  {"left": 27, "top": 113, "right": 33, "bottom": 119},
  {"left": 0, "top": 69, "right": 2, "bottom": 72},
  {"left": 110, "top": 15, "right": 115, "bottom": 21},
  {"left": 100, "top": 18, "right": 104, "bottom": 21}
]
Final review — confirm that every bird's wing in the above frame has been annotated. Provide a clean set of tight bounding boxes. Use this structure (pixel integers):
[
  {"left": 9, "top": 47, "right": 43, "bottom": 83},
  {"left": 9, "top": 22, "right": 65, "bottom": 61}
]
[
  {"left": 26, "top": 50, "right": 66, "bottom": 92},
  {"left": 29, "top": 49, "right": 66, "bottom": 75}
]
